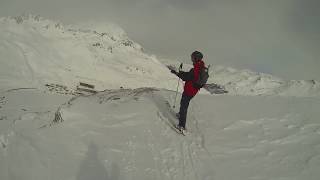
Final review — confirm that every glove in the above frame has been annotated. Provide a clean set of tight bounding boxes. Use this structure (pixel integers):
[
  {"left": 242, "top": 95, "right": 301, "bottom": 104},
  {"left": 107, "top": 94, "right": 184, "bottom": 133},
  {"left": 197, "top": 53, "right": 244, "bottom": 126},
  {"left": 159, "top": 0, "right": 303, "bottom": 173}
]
[{"left": 170, "top": 69, "right": 178, "bottom": 75}]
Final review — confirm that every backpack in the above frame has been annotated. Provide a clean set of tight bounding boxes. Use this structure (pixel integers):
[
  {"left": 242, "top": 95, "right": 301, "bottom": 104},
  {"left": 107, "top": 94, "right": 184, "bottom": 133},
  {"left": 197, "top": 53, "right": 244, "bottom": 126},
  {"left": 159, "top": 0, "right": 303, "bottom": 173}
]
[{"left": 194, "top": 65, "right": 210, "bottom": 88}]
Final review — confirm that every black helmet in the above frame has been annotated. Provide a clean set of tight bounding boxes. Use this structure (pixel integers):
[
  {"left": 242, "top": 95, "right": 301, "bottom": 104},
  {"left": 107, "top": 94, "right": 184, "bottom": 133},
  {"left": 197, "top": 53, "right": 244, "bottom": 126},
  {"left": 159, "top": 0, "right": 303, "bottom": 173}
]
[{"left": 191, "top": 51, "right": 203, "bottom": 60}]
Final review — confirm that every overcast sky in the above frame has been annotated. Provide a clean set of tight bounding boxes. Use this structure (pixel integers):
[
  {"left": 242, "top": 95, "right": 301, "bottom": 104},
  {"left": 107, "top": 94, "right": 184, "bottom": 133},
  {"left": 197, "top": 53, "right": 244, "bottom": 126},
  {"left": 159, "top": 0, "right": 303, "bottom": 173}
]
[{"left": 1, "top": 0, "right": 319, "bottom": 80}]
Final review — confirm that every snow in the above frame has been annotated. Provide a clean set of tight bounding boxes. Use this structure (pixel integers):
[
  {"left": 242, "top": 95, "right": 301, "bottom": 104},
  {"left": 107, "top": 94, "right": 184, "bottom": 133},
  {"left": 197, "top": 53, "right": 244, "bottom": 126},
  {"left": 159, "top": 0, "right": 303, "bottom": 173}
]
[
  {"left": 0, "top": 15, "right": 320, "bottom": 180},
  {"left": 0, "top": 88, "right": 319, "bottom": 180}
]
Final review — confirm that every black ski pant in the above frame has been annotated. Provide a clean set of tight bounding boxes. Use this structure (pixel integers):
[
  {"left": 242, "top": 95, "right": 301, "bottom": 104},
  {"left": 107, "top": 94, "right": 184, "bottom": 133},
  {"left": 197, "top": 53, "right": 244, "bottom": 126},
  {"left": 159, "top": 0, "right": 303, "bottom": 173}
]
[{"left": 178, "top": 93, "right": 194, "bottom": 129}]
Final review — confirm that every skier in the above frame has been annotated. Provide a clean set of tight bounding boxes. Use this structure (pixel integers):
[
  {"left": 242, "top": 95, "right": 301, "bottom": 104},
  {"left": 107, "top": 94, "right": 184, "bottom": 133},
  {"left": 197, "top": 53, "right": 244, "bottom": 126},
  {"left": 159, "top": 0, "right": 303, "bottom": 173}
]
[{"left": 170, "top": 51, "right": 205, "bottom": 133}]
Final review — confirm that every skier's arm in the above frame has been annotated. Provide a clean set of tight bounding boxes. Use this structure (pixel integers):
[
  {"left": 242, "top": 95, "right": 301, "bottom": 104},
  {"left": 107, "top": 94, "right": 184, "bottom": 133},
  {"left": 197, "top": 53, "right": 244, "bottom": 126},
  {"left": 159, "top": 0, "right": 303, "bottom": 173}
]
[{"left": 177, "top": 69, "right": 193, "bottom": 81}]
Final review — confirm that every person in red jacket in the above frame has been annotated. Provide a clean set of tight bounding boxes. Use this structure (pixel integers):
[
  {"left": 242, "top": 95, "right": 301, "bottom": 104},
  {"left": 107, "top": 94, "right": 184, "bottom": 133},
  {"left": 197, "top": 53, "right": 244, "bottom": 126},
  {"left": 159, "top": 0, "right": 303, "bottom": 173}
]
[{"left": 170, "top": 51, "right": 205, "bottom": 132}]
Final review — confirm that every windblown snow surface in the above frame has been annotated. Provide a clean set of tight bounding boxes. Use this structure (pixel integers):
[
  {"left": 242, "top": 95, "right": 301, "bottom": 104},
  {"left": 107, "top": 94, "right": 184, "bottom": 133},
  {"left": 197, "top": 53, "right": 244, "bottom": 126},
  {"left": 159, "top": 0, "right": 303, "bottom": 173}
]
[{"left": 1, "top": 15, "right": 320, "bottom": 180}]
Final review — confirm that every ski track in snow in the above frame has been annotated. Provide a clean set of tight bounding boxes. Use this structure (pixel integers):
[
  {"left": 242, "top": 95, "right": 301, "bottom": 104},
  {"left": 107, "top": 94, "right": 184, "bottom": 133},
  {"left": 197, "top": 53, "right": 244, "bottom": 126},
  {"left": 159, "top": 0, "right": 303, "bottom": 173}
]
[
  {"left": 150, "top": 92, "right": 217, "bottom": 180},
  {"left": 64, "top": 88, "right": 213, "bottom": 180}
]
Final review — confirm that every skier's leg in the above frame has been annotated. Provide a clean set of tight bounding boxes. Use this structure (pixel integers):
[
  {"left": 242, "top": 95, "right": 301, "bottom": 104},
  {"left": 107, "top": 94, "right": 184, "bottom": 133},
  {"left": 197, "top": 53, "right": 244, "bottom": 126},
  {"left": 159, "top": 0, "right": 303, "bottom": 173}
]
[{"left": 178, "top": 93, "right": 193, "bottom": 129}]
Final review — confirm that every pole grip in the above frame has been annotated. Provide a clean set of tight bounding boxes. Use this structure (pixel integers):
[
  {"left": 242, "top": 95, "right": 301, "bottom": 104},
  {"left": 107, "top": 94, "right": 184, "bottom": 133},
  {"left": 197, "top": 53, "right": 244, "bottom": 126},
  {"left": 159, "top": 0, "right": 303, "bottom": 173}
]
[{"left": 179, "top": 63, "right": 183, "bottom": 70}]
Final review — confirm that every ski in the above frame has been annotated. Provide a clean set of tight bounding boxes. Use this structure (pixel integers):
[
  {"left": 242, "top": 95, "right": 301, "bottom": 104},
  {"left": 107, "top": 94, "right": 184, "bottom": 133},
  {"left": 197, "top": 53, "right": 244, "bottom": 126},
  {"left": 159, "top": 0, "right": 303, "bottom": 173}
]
[
  {"left": 173, "top": 125, "right": 186, "bottom": 136},
  {"left": 157, "top": 111, "right": 186, "bottom": 136}
]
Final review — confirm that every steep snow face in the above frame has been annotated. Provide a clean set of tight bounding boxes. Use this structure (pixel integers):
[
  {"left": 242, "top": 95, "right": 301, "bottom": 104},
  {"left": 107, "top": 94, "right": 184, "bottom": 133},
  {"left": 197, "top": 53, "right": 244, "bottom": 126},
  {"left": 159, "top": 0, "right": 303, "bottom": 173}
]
[
  {"left": 0, "top": 15, "right": 177, "bottom": 91},
  {"left": 0, "top": 88, "right": 319, "bottom": 180}
]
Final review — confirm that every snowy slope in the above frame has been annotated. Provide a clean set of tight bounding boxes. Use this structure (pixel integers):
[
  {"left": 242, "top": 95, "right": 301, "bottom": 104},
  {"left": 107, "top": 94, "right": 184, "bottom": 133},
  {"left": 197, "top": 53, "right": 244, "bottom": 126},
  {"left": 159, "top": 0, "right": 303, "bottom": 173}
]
[
  {"left": 0, "top": 15, "right": 177, "bottom": 91},
  {"left": 0, "top": 88, "right": 319, "bottom": 180}
]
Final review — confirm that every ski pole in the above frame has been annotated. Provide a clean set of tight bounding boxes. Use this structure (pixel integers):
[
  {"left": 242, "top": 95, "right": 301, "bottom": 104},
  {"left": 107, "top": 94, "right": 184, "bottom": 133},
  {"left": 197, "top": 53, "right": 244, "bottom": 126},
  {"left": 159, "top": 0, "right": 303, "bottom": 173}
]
[{"left": 173, "top": 63, "right": 183, "bottom": 108}]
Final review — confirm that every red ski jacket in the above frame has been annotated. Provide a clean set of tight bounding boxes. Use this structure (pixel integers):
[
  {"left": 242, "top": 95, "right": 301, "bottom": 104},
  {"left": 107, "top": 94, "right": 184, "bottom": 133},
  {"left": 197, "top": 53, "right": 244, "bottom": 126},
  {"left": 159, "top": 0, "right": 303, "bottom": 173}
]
[{"left": 177, "top": 60, "right": 205, "bottom": 97}]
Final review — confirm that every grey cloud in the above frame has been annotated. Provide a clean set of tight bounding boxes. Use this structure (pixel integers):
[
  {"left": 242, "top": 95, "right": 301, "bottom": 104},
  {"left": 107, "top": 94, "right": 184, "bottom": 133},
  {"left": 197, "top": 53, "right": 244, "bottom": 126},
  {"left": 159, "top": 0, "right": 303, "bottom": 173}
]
[{"left": 288, "top": 0, "right": 320, "bottom": 52}]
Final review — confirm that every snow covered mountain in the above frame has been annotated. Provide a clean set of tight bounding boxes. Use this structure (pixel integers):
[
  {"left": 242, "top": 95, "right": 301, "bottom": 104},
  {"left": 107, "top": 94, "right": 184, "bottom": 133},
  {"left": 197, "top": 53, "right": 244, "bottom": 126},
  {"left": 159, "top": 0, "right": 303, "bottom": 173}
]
[
  {"left": 209, "top": 66, "right": 320, "bottom": 97},
  {"left": 1, "top": 14, "right": 319, "bottom": 97},
  {"left": 0, "top": 14, "right": 177, "bottom": 92}
]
